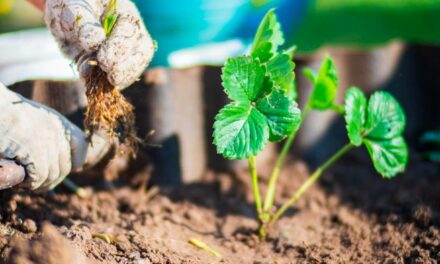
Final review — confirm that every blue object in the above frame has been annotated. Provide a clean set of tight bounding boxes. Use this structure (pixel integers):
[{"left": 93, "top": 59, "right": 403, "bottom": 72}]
[
  {"left": 135, "top": 0, "right": 251, "bottom": 66},
  {"left": 134, "top": 0, "right": 307, "bottom": 66},
  {"left": 234, "top": 0, "right": 306, "bottom": 42}
]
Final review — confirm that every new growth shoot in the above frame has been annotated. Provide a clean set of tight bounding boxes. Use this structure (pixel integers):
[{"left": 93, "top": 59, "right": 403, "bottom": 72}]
[
  {"left": 212, "top": 9, "right": 408, "bottom": 239},
  {"left": 188, "top": 238, "right": 222, "bottom": 258},
  {"left": 103, "top": 0, "right": 118, "bottom": 36}
]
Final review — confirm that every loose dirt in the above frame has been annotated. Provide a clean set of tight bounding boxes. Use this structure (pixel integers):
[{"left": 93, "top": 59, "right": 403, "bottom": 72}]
[{"left": 0, "top": 150, "right": 439, "bottom": 263}]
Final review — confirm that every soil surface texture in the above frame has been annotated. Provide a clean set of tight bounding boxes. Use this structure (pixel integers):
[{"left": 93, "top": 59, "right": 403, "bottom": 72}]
[{"left": 0, "top": 151, "right": 439, "bottom": 263}]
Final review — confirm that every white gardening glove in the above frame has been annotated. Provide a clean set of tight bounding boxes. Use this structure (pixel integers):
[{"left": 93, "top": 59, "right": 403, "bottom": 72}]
[
  {"left": 44, "top": 0, "right": 155, "bottom": 89},
  {"left": 0, "top": 83, "right": 109, "bottom": 191}
]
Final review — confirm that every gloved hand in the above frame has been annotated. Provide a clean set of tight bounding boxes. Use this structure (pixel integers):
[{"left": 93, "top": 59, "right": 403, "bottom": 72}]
[
  {"left": 0, "top": 83, "right": 110, "bottom": 192},
  {"left": 44, "top": 0, "right": 155, "bottom": 89}
]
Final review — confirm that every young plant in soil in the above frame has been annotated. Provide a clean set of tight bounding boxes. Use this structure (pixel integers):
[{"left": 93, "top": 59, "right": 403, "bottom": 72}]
[{"left": 213, "top": 9, "right": 409, "bottom": 239}]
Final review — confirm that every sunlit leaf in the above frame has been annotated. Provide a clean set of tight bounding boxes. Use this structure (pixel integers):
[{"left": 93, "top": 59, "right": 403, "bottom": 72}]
[
  {"left": 222, "top": 56, "right": 269, "bottom": 103},
  {"left": 365, "top": 91, "right": 406, "bottom": 140},
  {"left": 344, "top": 89, "right": 408, "bottom": 178},
  {"left": 363, "top": 136, "right": 408, "bottom": 178},
  {"left": 251, "top": 9, "right": 285, "bottom": 63},
  {"left": 256, "top": 90, "right": 301, "bottom": 141},
  {"left": 344, "top": 87, "right": 367, "bottom": 146},
  {"left": 266, "top": 50, "right": 296, "bottom": 99},
  {"left": 213, "top": 103, "right": 269, "bottom": 160},
  {"left": 306, "top": 55, "right": 339, "bottom": 110}
]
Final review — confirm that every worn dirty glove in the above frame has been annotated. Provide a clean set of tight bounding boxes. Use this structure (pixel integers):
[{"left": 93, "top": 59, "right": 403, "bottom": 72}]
[
  {"left": 0, "top": 83, "right": 109, "bottom": 191},
  {"left": 44, "top": 0, "right": 155, "bottom": 89}
]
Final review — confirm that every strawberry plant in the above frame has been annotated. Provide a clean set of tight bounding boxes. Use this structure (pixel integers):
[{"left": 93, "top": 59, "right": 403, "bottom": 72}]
[{"left": 213, "top": 9, "right": 408, "bottom": 239}]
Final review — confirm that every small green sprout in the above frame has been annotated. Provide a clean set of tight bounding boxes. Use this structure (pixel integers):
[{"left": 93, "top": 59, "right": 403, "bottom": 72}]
[
  {"left": 303, "top": 55, "right": 342, "bottom": 114},
  {"left": 212, "top": 9, "right": 409, "bottom": 239},
  {"left": 188, "top": 238, "right": 222, "bottom": 258},
  {"left": 93, "top": 233, "right": 115, "bottom": 244},
  {"left": 103, "top": 0, "right": 118, "bottom": 37}
]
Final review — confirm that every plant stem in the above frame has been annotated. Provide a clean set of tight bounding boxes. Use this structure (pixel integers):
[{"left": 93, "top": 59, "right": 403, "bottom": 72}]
[
  {"left": 331, "top": 103, "right": 345, "bottom": 115},
  {"left": 269, "top": 143, "right": 353, "bottom": 226},
  {"left": 248, "top": 156, "right": 263, "bottom": 217},
  {"left": 262, "top": 103, "right": 311, "bottom": 213}
]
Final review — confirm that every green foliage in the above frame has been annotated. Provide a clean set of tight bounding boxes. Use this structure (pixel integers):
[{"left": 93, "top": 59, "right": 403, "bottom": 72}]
[
  {"left": 250, "top": 10, "right": 297, "bottom": 99},
  {"left": 257, "top": 89, "right": 301, "bottom": 141},
  {"left": 289, "top": 0, "right": 440, "bottom": 53},
  {"left": 213, "top": 10, "right": 301, "bottom": 160},
  {"left": 103, "top": 0, "right": 118, "bottom": 37},
  {"left": 344, "top": 87, "right": 367, "bottom": 146},
  {"left": 212, "top": 9, "right": 409, "bottom": 238},
  {"left": 213, "top": 103, "right": 269, "bottom": 161},
  {"left": 266, "top": 48, "right": 297, "bottom": 99},
  {"left": 214, "top": 56, "right": 301, "bottom": 160},
  {"left": 222, "top": 56, "right": 268, "bottom": 103},
  {"left": 251, "top": 9, "right": 285, "bottom": 63},
  {"left": 304, "top": 55, "right": 339, "bottom": 110},
  {"left": 344, "top": 87, "right": 408, "bottom": 178}
]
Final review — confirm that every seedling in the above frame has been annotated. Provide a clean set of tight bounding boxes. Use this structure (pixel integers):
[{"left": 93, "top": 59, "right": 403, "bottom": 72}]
[
  {"left": 188, "top": 238, "right": 222, "bottom": 258},
  {"left": 103, "top": 0, "right": 118, "bottom": 37},
  {"left": 212, "top": 9, "right": 408, "bottom": 238},
  {"left": 93, "top": 233, "right": 115, "bottom": 244}
]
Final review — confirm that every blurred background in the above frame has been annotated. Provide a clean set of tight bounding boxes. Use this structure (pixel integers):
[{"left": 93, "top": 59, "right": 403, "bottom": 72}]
[{"left": 1, "top": 0, "right": 440, "bottom": 183}]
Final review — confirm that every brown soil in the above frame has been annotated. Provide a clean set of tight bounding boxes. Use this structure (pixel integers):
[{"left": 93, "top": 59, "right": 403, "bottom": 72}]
[{"left": 0, "top": 150, "right": 439, "bottom": 263}]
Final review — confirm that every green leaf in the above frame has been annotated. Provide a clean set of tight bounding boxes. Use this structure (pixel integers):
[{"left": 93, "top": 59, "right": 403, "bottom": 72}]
[
  {"left": 363, "top": 91, "right": 407, "bottom": 178},
  {"left": 213, "top": 9, "right": 303, "bottom": 161},
  {"left": 290, "top": 80, "right": 298, "bottom": 100},
  {"left": 266, "top": 51, "right": 296, "bottom": 99},
  {"left": 103, "top": 0, "right": 118, "bottom": 36},
  {"left": 344, "top": 87, "right": 367, "bottom": 146},
  {"left": 256, "top": 90, "right": 301, "bottom": 141},
  {"left": 251, "top": 9, "right": 285, "bottom": 63},
  {"left": 307, "top": 55, "right": 339, "bottom": 110},
  {"left": 104, "top": 15, "right": 118, "bottom": 36},
  {"left": 284, "top": 45, "right": 297, "bottom": 57},
  {"left": 365, "top": 91, "right": 406, "bottom": 140},
  {"left": 343, "top": 89, "right": 408, "bottom": 178},
  {"left": 222, "top": 56, "right": 269, "bottom": 103},
  {"left": 363, "top": 136, "right": 408, "bottom": 178},
  {"left": 213, "top": 103, "right": 269, "bottom": 160},
  {"left": 303, "top": 67, "right": 317, "bottom": 84}
]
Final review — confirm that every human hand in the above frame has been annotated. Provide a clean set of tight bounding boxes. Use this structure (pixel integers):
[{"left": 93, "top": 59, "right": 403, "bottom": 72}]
[
  {"left": 44, "top": 0, "right": 155, "bottom": 89},
  {"left": 0, "top": 83, "right": 110, "bottom": 191}
]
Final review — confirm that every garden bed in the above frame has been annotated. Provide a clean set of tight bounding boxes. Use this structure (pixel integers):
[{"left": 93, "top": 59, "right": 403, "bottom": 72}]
[{"left": 1, "top": 151, "right": 439, "bottom": 263}]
